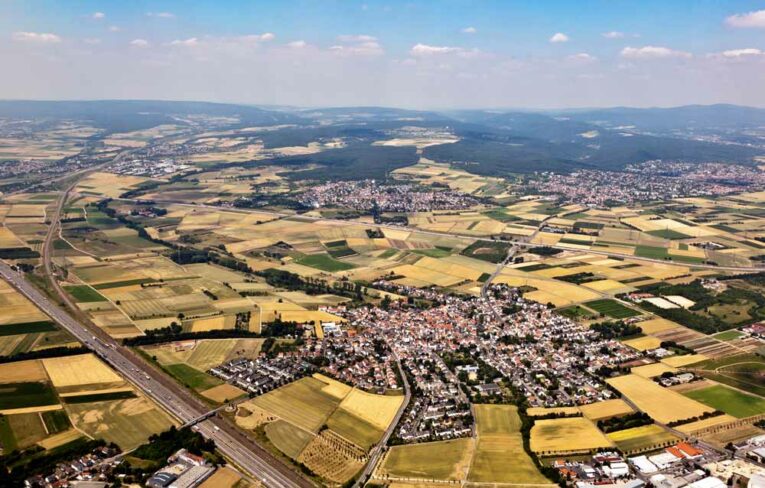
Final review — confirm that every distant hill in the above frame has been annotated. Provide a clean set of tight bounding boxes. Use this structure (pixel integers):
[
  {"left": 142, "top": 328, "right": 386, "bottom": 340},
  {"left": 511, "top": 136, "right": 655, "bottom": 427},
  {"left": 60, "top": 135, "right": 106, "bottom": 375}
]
[
  {"left": 557, "top": 104, "right": 765, "bottom": 131},
  {"left": 0, "top": 100, "right": 301, "bottom": 133}
]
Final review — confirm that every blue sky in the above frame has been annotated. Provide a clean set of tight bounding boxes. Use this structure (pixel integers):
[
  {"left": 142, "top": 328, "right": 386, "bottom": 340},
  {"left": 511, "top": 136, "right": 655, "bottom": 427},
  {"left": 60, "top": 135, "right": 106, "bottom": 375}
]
[{"left": 2, "top": 0, "right": 765, "bottom": 108}]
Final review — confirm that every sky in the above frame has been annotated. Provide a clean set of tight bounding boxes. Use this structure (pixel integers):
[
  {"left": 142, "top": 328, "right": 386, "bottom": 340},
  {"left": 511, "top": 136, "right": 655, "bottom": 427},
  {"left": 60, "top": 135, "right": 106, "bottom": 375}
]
[{"left": 2, "top": 0, "right": 765, "bottom": 109}]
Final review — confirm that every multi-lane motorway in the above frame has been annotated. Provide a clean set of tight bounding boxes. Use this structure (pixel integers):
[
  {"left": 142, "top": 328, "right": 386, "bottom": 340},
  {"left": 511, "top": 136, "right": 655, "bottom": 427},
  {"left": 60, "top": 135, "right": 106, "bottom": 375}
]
[{"left": 0, "top": 261, "right": 311, "bottom": 488}]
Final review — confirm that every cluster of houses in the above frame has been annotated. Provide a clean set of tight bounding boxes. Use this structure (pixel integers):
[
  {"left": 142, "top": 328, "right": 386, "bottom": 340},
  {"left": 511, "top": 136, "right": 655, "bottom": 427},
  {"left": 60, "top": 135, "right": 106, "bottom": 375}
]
[
  {"left": 209, "top": 356, "right": 312, "bottom": 395},
  {"left": 145, "top": 449, "right": 215, "bottom": 488},
  {"left": 23, "top": 445, "right": 120, "bottom": 488}
]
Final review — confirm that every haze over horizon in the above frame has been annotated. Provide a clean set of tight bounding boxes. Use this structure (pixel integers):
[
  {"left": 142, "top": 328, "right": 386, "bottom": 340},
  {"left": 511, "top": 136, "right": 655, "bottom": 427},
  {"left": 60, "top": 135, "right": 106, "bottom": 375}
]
[{"left": 2, "top": 0, "right": 765, "bottom": 109}]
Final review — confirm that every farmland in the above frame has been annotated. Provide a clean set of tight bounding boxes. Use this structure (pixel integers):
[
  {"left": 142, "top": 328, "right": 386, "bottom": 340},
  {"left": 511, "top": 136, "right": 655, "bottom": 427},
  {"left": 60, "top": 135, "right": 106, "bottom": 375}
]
[
  {"left": 236, "top": 374, "right": 403, "bottom": 484},
  {"left": 468, "top": 404, "right": 552, "bottom": 484},
  {"left": 605, "top": 424, "right": 680, "bottom": 454},
  {"left": 530, "top": 417, "right": 614, "bottom": 455},
  {"left": 683, "top": 385, "right": 765, "bottom": 418},
  {"left": 606, "top": 374, "right": 715, "bottom": 424},
  {"left": 379, "top": 438, "right": 474, "bottom": 482}
]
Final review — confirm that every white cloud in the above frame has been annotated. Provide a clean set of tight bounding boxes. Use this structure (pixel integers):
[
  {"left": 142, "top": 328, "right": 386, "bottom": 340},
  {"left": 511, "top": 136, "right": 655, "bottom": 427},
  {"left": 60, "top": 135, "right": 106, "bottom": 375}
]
[
  {"left": 337, "top": 34, "right": 377, "bottom": 43},
  {"left": 287, "top": 40, "right": 308, "bottom": 48},
  {"left": 549, "top": 32, "right": 569, "bottom": 43},
  {"left": 620, "top": 45, "right": 692, "bottom": 59},
  {"left": 12, "top": 32, "right": 61, "bottom": 43},
  {"left": 602, "top": 31, "right": 624, "bottom": 39},
  {"left": 331, "top": 35, "right": 382, "bottom": 55},
  {"left": 238, "top": 33, "right": 275, "bottom": 42},
  {"left": 83, "top": 38, "right": 101, "bottom": 45},
  {"left": 170, "top": 37, "right": 199, "bottom": 47},
  {"left": 409, "top": 43, "right": 485, "bottom": 59},
  {"left": 91, "top": 12, "right": 105, "bottom": 20},
  {"left": 130, "top": 39, "right": 150, "bottom": 48},
  {"left": 147, "top": 12, "right": 175, "bottom": 19},
  {"left": 330, "top": 40, "right": 383, "bottom": 56},
  {"left": 108, "top": 25, "right": 121, "bottom": 32},
  {"left": 461, "top": 26, "right": 477, "bottom": 34},
  {"left": 725, "top": 9, "right": 765, "bottom": 28},
  {"left": 708, "top": 48, "right": 763, "bottom": 59},
  {"left": 567, "top": 52, "right": 597, "bottom": 63},
  {"left": 411, "top": 43, "right": 461, "bottom": 56}
]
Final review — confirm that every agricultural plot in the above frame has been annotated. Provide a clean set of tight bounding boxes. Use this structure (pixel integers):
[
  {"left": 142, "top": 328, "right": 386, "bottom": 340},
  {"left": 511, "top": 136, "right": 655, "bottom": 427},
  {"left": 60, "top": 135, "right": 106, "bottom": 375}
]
[
  {"left": 683, "top": 385, "right": 765, "bottom": 418},
  {"left": 530, "top": 417, "right": 614, "bottom": 455},
  {"left": 579, "top": 399, "right": 635, "bottom": 421},
  {"left": 468, "top": 404, "right": 551, "bottom": 484},
  {"left": 66, "top": 396, "right": 176, "bottom": 450},
  {"left": 237, "top": 374, "right": 402, "bottom": 484},
  {"left": 379, "top": 438, "right": 474, "bottom": 482},
  {"left": 42, "top": 354, "right": 124, "bottom": 391},
  {"left": 584, "top": 299, "right": 641, "bottom": 319},
  {"left": 606, "top": 374, "right": 715, "bottom": 424},
  {"left": 605, "top": 424, "right": 680, "bottom": 454}
]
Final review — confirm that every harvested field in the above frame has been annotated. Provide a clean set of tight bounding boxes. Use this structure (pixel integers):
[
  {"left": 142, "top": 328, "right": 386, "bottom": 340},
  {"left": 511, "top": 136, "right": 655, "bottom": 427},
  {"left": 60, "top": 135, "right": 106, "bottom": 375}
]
[
  {"left": 605, "top": 424, "right": 680, "bottom": 454},
  {"left": 530, "top": 417, "right": 614, "bottom": 454},
  {"left": 380, "top": 438, "right": 474, "bottom": 482},
  {"left": 37, "top": 429, "right": 83, "bottom": 450},
  {"left": 579, "top": 399, "right": 635, "bottom": 421},
  {"left": 66, "top": 396, "right": 176, "bottom": 450},
  {"left": 198, "top": 467, "right": 242, "bottom": 488},
  {"left": 251, "top": 377, "right": 339, "bottom": 432},
  {"left": 338, "top": 388, "right": 403, "bottom": 431},
  {"left": 622, "top": 336, "right": 662, "bottom": 352},
  {"left": 42, "top": 354, "right": 123, "bottom": 390},
  {"left": 606, "top": 374, "right": 715, "bottom": 424},
  {"left": 200, "top": 383, "right": 246, "bottom": 403},
  {"left": 0, "top": 359, "right": 48, "bottom": 383},
  {"left": 469, "top": 404, "right": 552, "bottom": 484}
]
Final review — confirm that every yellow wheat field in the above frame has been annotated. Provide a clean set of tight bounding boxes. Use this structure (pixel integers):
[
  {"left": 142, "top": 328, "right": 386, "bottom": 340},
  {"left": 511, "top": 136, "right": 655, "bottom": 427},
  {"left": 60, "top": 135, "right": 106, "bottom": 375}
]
[
  {"left": 606, "top": 374, "right": 714, "bottom": 424},
  {"left": 42, "top": 353, "right": 123, "bottom": 389}
]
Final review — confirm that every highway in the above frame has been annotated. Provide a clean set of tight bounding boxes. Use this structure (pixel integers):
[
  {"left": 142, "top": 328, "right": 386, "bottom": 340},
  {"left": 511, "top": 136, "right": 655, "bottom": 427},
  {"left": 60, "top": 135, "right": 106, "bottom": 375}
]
[
  {"left": 1, "top": 157, "right": 313, "bottom": 487},
  {"left": 0, "top": 261, "right": 311, "bottom": 488}
]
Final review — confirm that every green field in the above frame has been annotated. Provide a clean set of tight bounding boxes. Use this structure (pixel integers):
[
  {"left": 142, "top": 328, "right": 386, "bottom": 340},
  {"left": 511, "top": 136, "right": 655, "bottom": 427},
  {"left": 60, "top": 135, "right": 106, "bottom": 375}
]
[
  {"left": 684, "top": 385, "right": 765, "bottom": 418},
  {"left": 164, "top": 364, "right": 223, "bottom": 391},
  {"left": 382, "top": 438, "right": 473, "bottom": 481},
  {"left": 483, "top": 209, "right": 521, "bottom": 223},
  {"left": 0, "top": 414, "right": 17, "bottom": 452},
  {"left": 647, "top": 229, "right": 692, "bottom": 240},
  {"left": 327, "top": 407, "right": 383, "bottom": 450},
  {"left": 694, "top": 354, "right": 765, "bottom": 397},
  {"left": 64, "top": 285, "right": 108, "bottom": 303},
  {"left": 634, "top": 245, "right": 669, "bottom": 260},
  {"left": 584, "top": 299, "right": 641, "bottom": 319},
  {"left": 712, "top": 330, "right": 744, "bottom": 341},
  {"left": 0, "top": 321, "right": 57, "bottom": 337},
  {"left": 460, "top": 240, "right": 512, "bottom": 263},
  {"left": 557, "top": 305, "right": 597, "bottom": 320},
  {"left": 264, "top": 420, "right": 314, "bottom": 459},
  {"left": 0, "top": 382, "right": 59, "bottom": 410},
  {"left": 6, "top": 413, "right": 48, "bottom": 449},
  {"left": 41, "top": 410, "right": 71, "bottom": 434},
  {"left": 468, "top": 404, "right": 551, "bottom": 484},
  {"left": 295, "top": 253, "right": 357, "bottom": 272},
  {"left": 252, "top": 377, "right": 339, "bottom": 432},
  {"left": 412, "top": 248, "right": 452, "bottom": 258}
]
